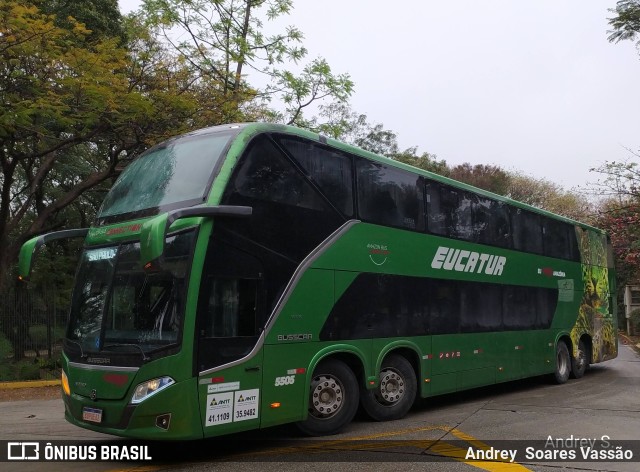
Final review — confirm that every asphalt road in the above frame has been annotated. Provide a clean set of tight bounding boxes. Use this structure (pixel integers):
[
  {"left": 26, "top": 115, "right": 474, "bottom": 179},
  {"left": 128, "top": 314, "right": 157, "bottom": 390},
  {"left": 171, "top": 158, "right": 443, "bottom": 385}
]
[{"left": 1, "top": 342, "right": 639, "bottom": 472}]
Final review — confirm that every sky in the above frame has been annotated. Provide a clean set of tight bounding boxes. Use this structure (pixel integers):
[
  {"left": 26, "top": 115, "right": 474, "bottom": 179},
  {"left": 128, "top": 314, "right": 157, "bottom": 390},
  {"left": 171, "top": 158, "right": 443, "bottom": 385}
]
[{"left": 119, "top": 0, "right": 640, "bottom": 190}]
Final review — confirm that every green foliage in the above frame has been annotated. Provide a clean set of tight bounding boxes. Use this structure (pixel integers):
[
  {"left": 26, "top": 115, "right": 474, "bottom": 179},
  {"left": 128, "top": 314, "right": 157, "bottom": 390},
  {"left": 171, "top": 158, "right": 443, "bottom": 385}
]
[
  {"left": 29, "top": 325, "right": 66, "bottom": 345},
  {"left": 0, "top": 1, "right": 141, "bottom": 255},
  {"left": 0, "top": 360, "right": 40, "bottom": 381},
  {"left": 391, "top": 148, "right": 450, "bottom": 176},
  {"left": 0, "top": 330, "right": 63, "bottom": 380},
  {"left": 449, "top": 163, "right": 510, "bottom": 195},
  {"left": 0, "top": 332, "right": 11, "bottom": 359},
  {"left": 0, "top": 1, "right": 597, "bottom": 345},
  {"left": 355, "top": 124, "right": 400, "bottom": 156},
  {"left": 1, "top": 0, "right": 251, "bottom": 359},
  {"left": 0, "top": 0, "right": 242, "bottom": 291},
  {"left": 0, "top": 364, "right": 11, "bottom": 381},
  {"left": 140, "top": 0, "right": 353, "bottom": 126},
  {"left": 310, "top": 103, "right": 449, "bottom": 174},
  {"left": 38, "top": 0, "right": 126, "bottom": 44},
  {"left": 608, "top": 0, "right": 640, "bottom": 44},
  {"left": 310, "top": 102, "right": 366, "bottom": 141},
  {"left": 275, "top": 58, "right": 354, "bottom": 126},
  {"left": 311, "top": 103, "right": 390, "bottom": 150},
  {"left": 505, "top": 173, "right": 592, "bottom": 222},
  {"left": 16, "top": 360, "right": 41, "bottom": 380}
]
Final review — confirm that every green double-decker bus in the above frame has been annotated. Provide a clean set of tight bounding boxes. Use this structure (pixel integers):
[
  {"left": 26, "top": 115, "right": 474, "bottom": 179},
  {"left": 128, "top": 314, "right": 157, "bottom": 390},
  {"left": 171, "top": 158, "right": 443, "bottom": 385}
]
[{"left": 19, "top": 123, "right": 617, "bottom": 439}]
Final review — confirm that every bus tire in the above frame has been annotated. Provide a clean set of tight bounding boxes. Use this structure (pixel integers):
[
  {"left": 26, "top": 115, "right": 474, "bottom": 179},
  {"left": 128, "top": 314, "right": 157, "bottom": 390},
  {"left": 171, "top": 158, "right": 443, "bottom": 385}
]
[
  {"left": 554, "top": 341, "right": 571, "bottom": 384},
  {"left": 360, "top": 354, "right": 417, "bottom": 422},
  {"left": 571, "top": 339, "right": 588, "bottom": 379},
  {"left": 296, "top": 359, "right": 359, "bottom": 436}
]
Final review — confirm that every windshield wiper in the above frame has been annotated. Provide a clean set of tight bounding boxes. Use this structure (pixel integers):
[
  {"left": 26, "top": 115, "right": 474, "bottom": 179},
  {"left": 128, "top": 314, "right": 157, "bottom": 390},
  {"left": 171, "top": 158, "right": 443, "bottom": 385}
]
[
  {"left": 103, "top": 343, "right": 150, "bottom": 362},
  {"left": 65, "top": 339, "right": 88, "bottom": 359}
]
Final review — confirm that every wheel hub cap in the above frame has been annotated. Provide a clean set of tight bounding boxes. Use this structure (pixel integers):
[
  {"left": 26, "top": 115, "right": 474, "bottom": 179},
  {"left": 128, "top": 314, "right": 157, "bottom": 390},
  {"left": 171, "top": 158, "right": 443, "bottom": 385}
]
[
  {"left": 310, "top": 374, "right": 343, "bottom": 418},
  {"left": 378, "top": 369, "right": 405, "bottom": 404}
]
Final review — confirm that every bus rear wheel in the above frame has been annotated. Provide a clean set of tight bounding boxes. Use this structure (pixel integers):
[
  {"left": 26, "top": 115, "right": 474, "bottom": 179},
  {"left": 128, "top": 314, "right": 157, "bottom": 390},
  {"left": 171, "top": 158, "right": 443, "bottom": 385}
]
[
  {"left": 571, "top": 339, "right": 588, "bottom": 379},
  {"left": 296, "top": 359, "right": 359, "bottom": 436},
  {"left": 361, "top": 354, "right": 417, "bottom": 422},
  {"left": 554, "top": 341, "right": 571, "bottom": 384}
]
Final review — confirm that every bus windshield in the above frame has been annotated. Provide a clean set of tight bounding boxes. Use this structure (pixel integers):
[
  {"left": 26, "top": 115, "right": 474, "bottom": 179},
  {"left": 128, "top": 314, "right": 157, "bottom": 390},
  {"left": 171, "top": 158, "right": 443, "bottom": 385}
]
[
  {"left": 98, "top": 131, "right": 234, "bottom": 220},
  {"left": 67, "top": 231, "right": 196, "bottom": 357}
]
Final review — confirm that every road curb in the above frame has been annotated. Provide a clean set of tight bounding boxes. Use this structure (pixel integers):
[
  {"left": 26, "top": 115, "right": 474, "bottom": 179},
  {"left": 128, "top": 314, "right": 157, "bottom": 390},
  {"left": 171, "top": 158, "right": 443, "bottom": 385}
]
[{"left": 0, "top": 380, "right": 60, "bottom": 390}]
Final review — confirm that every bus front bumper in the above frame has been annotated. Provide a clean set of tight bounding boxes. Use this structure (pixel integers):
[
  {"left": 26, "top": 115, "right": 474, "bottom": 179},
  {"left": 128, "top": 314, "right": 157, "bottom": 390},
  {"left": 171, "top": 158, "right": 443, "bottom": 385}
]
[{"left": 62, "top": 377, "right": 202, "bottom": 440}]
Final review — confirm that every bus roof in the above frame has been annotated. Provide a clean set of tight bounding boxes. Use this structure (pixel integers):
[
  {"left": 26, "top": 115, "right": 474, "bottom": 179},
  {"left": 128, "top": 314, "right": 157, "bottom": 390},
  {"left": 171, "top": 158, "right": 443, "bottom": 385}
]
[{"left": 219, "top": 122, "right": 602, "bottom": 234}]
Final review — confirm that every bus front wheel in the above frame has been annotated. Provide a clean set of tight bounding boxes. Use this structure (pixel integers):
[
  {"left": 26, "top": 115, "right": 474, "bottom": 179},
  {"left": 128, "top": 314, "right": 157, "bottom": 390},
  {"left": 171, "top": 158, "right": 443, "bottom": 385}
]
[
  {"left": 361, "top": 354, "right": 417, "bottom": 422},
  {"left": 554, "top": 341, "right": 571, "bottom": 384},
  {"left": 296, "top": 359, "right": 359, "bottom": 436}
]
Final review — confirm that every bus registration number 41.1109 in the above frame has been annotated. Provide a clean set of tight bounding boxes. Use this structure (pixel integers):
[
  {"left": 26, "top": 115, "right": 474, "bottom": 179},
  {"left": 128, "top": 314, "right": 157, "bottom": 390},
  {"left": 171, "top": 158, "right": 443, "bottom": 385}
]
[{"left": 82, "top": 407, "right": 103, "bottom": 423}]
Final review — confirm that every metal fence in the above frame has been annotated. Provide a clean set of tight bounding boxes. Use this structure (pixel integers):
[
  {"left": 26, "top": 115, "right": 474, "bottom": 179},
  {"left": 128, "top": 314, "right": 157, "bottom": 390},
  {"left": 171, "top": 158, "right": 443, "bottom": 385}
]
[{"left": 0, "top": 288, "right": 68, "bottom": 381}]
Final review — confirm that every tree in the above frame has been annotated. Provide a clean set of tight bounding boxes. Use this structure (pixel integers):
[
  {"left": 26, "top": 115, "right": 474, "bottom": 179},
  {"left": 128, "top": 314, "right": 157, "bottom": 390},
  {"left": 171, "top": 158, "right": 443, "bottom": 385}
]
[
  {"left": 391, "top": 148, "right": 449, "bottom": 176},
  {"left": 1, "top": 1, "right": 249, "bottom": 358},
  {"left": 353, "top": 123, "right": 400, "bottom": 156},
  {"left": 589, "top": 157, "right": 640, "bottom": 202},
  {"left": 449, "top": 163, "right": 510, "bottom": 195},
  {"left": 309, "top": 103, "right": 449, "bottom": 174},
  {"left": 608, "top": 0, "right": 640, "bottom": 45},
  {"left": 590, "top": 159, "right": 640, "bottom": 317},
  {"left": 1, "top": 2, "right": 135, "bottom": 288},
  {"left": 0, "top": 2, "right": 242, "bottom": 289},
  {"left": 597, "top": 200, "right": 640, "bottom": 282},
  {"left": 141, "top": 0, "right": 353, "bottom": 125},
  {"left": 504, "top": 173, "right": 592, "bottom": 222},
  {"left": 310, "top": 102, "right": 396, "bottom": 153},
  {"left": 38, "top": 0, "right": 126, "bottom": 43},
  {"left": 595, "top": 199, "right": 640, "bottom": 328}
]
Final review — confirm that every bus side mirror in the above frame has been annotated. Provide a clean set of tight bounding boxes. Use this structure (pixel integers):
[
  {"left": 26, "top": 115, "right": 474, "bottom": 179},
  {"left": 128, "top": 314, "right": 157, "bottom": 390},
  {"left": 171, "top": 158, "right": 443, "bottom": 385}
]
[
  {"left": 18, "top": 237, "right": 41, "bottom": 282},
  {"left": 18, "top": 228, "right": 89, "bottom": 282},
  {"left": 139, "top": 205, "right": 252, "bottom": 271}
]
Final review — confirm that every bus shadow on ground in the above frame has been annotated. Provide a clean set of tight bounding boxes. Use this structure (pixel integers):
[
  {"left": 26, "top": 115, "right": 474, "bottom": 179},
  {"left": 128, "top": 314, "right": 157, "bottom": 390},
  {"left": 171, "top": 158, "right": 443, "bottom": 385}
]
[{"left": 412, "top": 367, "right": 610, "bottom": 413}]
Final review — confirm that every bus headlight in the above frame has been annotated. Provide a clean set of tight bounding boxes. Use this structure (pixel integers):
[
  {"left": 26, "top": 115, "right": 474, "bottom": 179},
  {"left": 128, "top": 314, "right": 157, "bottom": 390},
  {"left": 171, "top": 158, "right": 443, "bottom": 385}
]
[{"left": 131, "top": 377, "right": 175, "bottom": 404}]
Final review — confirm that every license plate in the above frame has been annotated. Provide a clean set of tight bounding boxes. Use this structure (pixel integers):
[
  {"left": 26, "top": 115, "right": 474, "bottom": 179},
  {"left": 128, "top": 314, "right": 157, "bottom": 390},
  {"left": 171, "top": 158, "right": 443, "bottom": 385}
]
[{"left": 82, "top": 407, "right": 103, "bottom": 423}]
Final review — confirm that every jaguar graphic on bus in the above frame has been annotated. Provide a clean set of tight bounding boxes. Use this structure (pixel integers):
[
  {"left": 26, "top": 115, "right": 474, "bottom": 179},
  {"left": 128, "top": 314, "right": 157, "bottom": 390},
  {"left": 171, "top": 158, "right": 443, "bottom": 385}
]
[{"left": 19, "top": 123, "right": 617, "bottom": 439}]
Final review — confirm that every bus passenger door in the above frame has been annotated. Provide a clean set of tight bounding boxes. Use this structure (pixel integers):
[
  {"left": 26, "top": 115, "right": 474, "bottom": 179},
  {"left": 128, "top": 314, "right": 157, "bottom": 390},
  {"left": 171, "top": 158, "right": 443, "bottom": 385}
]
[{"left": 195, "top": 240, "right": 266, "bottom": 437}]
